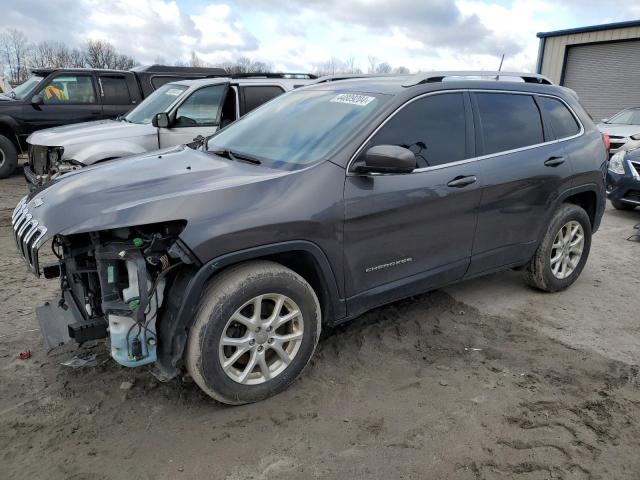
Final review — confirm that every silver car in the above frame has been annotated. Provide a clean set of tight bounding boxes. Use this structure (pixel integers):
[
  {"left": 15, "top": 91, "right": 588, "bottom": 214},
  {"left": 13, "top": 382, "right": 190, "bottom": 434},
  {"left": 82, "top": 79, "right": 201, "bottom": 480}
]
[
  {"left": 597, "top": 107, "right": 640, "bottom": 155},
  {"left": 25, "top": 75, "right": 312, "bottom": 187}
]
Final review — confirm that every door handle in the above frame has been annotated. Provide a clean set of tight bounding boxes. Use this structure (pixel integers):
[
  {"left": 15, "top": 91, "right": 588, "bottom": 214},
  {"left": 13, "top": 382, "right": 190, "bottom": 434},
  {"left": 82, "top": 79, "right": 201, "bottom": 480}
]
[
  {"left": 447, "top": 175, "right": 477, "bottom": 188},
  {"left": 544, "top": 155, "right": 565, "bottom": 167}
]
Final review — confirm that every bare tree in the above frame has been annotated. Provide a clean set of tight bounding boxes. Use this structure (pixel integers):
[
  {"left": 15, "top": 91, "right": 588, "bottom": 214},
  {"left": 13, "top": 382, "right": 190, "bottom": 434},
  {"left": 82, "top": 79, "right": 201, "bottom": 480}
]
[
  {"left": 367, "top": 55, "right": 378, "bottom": 74},
  {"left": 0, "top": 29, "right": 32, "bottom": 83},
  {"left": 393, "top": 66, "right": 410, "bottom": 74},
  {"left": 190, "top": 50, "right": 207, "bottom": 67},
  {"left": 375, "top": 62, "right": 392, "bottom": 74},
  {"left": 84, "top": 40, "right": 135, "bottom": 69},
  {"left": 217, "top": 57, "right": 273, "bottom": 74}
]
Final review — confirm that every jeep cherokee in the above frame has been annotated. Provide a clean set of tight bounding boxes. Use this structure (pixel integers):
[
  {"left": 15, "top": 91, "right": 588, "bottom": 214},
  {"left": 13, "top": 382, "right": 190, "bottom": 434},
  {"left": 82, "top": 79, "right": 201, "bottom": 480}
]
[{"left": 12, "top": 71, "right": 607, "bottom": 404}]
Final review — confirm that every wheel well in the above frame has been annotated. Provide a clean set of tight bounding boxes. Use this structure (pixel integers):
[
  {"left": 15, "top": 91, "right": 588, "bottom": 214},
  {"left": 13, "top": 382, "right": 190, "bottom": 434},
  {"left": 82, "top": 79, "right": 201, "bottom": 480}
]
[
  {"left": 214, "top": 250, "right": 336, "bottom": 325},
  {"left": 564, "top": 191, "right": 596, "bottom": 227}
]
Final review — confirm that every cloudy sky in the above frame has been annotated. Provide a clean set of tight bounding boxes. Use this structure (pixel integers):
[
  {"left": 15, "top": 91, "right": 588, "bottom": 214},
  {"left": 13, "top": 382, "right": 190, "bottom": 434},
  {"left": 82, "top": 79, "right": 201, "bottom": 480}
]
[{"left": 1, "top": 0, "right": 639, "bottom": 72}]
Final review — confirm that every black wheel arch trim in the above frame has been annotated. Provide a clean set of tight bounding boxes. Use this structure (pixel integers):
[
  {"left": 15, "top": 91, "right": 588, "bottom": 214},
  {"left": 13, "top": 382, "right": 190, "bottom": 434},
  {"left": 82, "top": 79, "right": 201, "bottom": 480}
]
[
  {"left": 547, "top": 183, "right": 605, "bottom": 237},
  {"left": 155, "top": 240, "right": 345, "bottom": 380}
]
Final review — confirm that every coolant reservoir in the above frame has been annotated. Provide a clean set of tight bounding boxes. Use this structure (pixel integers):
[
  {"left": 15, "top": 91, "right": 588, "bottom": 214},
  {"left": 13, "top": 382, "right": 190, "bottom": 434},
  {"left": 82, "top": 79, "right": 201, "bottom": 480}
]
[{"left": 109, "top": 260, "right": 165, "bottom": 367}]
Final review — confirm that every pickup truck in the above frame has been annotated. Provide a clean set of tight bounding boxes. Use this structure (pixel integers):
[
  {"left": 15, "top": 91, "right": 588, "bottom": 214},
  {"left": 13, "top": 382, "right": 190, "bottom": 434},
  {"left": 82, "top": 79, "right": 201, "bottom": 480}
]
[
  {"left": 24, "top": 74, "right": 316, "bottom": 188},
  {"left": 0, "top": 65, "right": 227, "bottom": 178}
]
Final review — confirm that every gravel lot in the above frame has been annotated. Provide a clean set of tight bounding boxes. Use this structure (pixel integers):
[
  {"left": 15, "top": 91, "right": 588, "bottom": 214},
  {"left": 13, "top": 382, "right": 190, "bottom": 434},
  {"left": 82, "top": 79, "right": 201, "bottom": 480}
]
[{"left": 1, "top": 164, "right": 639, "bottom": 480}]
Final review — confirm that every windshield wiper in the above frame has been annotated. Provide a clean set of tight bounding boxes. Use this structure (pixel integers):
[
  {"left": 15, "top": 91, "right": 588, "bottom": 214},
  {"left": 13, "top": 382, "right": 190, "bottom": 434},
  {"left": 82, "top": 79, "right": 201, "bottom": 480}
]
[{"left": 211, "top": 149, "right": 261, "bottom": 165}]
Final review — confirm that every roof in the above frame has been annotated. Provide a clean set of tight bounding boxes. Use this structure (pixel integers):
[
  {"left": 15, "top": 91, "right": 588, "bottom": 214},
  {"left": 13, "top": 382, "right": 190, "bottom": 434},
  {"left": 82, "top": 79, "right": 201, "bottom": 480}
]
[
  {"left": 167, "top": 76, "right": 314, "bottom": 88},
  {"left": 132, "top": 64, "right": 227, "bottom": 75},
  {"left": 537, "top": 19, "right": 640, "bottom": 38},
  {"left": 31, "top": 67, "right": 127, "bottom": 75}
]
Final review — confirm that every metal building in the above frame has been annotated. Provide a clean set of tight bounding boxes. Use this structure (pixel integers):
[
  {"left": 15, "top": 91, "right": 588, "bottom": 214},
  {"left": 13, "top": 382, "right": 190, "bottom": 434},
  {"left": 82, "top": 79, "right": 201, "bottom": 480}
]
[{"left": 536, "top": 20, "right": 640, "bottom": 121}]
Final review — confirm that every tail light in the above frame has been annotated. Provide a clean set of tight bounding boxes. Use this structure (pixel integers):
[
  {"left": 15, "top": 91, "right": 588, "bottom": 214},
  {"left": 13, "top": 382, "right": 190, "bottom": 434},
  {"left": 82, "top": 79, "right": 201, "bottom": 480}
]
[{"left": 602, "top": 133, "right": 610, "bottom": 150}]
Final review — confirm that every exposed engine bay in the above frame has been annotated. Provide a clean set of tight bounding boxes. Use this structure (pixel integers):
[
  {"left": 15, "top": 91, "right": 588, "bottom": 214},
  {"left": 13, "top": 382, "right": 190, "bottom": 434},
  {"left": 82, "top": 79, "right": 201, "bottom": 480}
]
[{"left": 41, "top": 222, "right": 189, "bottom": 368}]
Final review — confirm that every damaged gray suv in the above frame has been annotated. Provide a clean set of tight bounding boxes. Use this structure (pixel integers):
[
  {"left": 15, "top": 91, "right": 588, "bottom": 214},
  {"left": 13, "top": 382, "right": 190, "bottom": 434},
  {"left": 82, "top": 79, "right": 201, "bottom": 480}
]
[{"left": 13, "top": 72, "right": 607, "bottom": 404}]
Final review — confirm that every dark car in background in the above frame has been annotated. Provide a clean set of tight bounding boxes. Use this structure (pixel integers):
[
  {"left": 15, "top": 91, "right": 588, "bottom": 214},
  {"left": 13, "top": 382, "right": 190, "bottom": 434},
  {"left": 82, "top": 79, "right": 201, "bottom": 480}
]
[
  {"left": 0, "top": 65, "right": 227, "bottom": 178},
  {"left": 12, "top": 72, "right": 606, "bottom": 405},
  {"left": 607, "top": 148, "right": 640, "bottom": 210}
]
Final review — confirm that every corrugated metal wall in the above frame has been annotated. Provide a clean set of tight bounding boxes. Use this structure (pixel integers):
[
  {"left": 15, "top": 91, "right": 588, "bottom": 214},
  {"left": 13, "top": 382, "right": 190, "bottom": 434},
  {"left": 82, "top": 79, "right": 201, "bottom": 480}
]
[
  {"left": 540, "top": 25, "right": 640, "bottom": 83},
  {"left": 539, "top": 25, "right": 640, "bottom": 119},
  {"left": 563, "top": 40, "right": 640, "bottom": 120}
]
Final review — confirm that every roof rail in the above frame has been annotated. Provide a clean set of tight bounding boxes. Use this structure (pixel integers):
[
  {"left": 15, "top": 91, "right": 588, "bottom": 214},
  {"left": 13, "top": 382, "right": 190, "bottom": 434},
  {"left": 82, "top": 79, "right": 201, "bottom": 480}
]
[
  {"left": 132, "top": 64, "right": 227, "bottom": 75},
  {"left": 313, "top": 73, "right": 407, "bottom": 84},
  {"left": 226, "top": 73, "right": 317, "bottom": 79},
  {"left": 403, "top": 71, "right": 554, "bottom": 87}
]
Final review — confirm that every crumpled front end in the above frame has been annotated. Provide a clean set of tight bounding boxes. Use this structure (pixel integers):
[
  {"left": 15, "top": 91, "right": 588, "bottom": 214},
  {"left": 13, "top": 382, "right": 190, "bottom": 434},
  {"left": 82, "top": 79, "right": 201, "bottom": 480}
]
[
  {"left": 13, "top": 195, "right": 193, "bottom": 368},
  {"left": 24, "top": 144, "right": 81, "bottom": 190}
]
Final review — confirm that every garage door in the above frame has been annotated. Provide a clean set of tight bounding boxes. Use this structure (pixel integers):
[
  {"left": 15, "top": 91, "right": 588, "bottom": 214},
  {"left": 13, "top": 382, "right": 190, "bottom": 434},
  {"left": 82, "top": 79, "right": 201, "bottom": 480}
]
[{"left": 563, "top": 40, "right": 640, "bottom": 121}]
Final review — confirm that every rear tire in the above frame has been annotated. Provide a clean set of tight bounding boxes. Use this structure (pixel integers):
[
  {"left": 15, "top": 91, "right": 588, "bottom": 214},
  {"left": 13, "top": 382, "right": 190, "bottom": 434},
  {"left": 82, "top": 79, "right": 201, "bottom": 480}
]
[
  {"left": 523, "top": 204, "right": 591, "bottom": 292},
  {"left": 0, "top": 134, "right": 18, "bottom": 179},
  {"left": 610, "top": 199, "right": 636, "bottom": 211},
  {"left": 186, "top": 260, "right": 321, "bottom": 405}
]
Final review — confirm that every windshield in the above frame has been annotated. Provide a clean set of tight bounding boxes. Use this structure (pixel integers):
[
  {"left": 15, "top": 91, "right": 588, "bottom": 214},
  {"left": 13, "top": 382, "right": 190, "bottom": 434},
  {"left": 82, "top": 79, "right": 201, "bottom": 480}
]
[
  {"left": 12, "top": 75, "right": 44, "bottom": 100},
  {"left": 607, "top": 109, "right": 640, "bottom": 125},
  {"left": 125, "top": 83, "right": 188, "bottom": 124},
  {"left": 207, "top": 90, "right": 386, "bottom": 170}
]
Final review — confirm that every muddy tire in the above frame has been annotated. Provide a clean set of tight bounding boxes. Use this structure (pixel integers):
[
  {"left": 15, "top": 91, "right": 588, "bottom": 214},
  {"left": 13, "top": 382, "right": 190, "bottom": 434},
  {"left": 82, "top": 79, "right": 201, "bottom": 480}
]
[
  {"left": 523, "top": 204, "right": 592, "bottom": 293},
  {"left": 0, "top": 135, "right": 18, "bottom": 179},
  {"left": 186, "top": 260, "right": 321, "bottom": 405},
  {"left": 610, "top": 199, "right": 636, "bottom": 211}
]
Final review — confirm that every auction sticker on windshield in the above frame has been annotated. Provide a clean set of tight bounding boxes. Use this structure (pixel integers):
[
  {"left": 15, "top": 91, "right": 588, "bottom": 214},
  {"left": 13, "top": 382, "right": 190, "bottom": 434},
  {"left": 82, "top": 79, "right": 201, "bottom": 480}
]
[{"left": 330, "top": 93, "right": 375, "bottom": 106}]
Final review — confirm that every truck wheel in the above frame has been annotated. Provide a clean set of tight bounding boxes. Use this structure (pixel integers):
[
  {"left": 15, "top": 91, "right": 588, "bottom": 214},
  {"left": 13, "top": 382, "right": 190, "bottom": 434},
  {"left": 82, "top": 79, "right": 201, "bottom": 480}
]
[
  {"left": 0, "top": 135, "right": 18, "bottom": 179},
  {"left": 610, "top": 199, "right": 636, "bottom": 211},
  {"left": 186, "top": 260, "right": 321, "bottom": 405},
  {"left": 523, "top": 204, "right": 592, "bottom": 292}
]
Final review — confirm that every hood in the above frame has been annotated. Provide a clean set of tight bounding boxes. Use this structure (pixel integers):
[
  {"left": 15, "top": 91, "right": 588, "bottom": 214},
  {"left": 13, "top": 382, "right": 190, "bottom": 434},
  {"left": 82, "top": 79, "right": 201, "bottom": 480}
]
[
  {"left": 27, "top": 119, "right": 152, "bottom": 147},
  {"left": 597, "top": 123, "right": 640, "bottom": 137},
  {"left": 22, "top": 145, "right": 291, "bottom": 243}
]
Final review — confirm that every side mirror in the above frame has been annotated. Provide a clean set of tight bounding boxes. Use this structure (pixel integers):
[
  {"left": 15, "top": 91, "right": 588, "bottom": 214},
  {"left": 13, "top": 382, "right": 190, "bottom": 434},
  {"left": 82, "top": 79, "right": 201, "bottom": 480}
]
[
  {"left": 30, "top": 94, "right": 43, "bottom": 106},
  {"left": 355, "top": 145, "right": 416, "bottom": 174},
  {"left": 152, "top": 112, "right": 170, "bottom": 128}
]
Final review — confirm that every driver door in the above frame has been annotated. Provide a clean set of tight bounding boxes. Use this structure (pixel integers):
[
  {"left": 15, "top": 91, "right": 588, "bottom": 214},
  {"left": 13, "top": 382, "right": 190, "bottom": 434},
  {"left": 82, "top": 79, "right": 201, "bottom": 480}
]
[{"left": 158, "top": 83, "right": 228, "bottom": 147}]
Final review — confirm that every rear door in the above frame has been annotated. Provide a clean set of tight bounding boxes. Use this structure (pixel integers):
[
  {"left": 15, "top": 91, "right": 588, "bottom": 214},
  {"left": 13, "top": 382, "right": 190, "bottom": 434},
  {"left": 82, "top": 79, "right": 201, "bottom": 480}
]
[
  {"left": 343, "top": 92, "right": 482, "bottom": 313},
  {"left": 22, "top": 72, "right": 101, "bottom": 134},
  {"left": 158, "top": 83, "right": 228, "bottom": 147},
  {"left": 96, "top": 73, "right": 137, "bottom": 119},
  {"left": 466, "top": 91, "right": 574, "bottom": 276}
]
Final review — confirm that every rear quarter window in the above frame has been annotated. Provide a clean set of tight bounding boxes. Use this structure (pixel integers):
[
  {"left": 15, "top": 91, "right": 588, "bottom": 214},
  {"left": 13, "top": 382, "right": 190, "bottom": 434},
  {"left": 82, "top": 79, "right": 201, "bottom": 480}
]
[
  {"left": 475, "top": 93, "right": 544, "bottom": 155},
  {"left": 538, "top": 96, "right": 581, "bottom": 139}
]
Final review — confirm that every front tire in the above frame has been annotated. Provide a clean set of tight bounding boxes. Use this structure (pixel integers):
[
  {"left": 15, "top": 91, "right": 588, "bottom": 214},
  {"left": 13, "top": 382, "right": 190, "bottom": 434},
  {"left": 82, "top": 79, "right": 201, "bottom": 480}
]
[
  {"left": 523, "top": 204, "right": 592, "bottom": 292},
  {"left": 186, "top": 260, "right": 321, "bottom": 405},
  {"left": 0, "top": 135, "right": 18, "bottom": 179},
  {"left": 610, "top": 199, "right": 636, "bottom": 211}
]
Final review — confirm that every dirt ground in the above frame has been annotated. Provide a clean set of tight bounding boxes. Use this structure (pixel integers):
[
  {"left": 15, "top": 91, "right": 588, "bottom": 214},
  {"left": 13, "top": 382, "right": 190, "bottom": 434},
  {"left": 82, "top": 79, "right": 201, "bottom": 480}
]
[{"left": 1, "top": 163, "right": 639, "bottom": 480}]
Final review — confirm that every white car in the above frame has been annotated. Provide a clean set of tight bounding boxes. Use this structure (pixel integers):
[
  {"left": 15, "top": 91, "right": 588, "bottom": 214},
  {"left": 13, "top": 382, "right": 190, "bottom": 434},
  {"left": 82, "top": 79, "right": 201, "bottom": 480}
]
[
  {"left": 25, "top": 74, "right": 313, "bottom": 187},
  {"left": 597, "top": 107, "right": 640, "bottom": 155}
]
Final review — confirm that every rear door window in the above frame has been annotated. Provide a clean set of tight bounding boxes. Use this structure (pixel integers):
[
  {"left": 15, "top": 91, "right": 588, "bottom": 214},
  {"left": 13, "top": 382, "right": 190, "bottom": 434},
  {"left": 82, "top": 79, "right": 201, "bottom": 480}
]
[
  {"left": 475, "top": 93, "right": 544, "bottom": 155},
  {"left": 240, "top": 85, "right": 285, "bottom": 115},
  {"left": 364, "top": 92, "right": 468, "bottom": 168},
  {"left": 537, "top": 96, "right": 580, "bottom": 139},
  {"left": 98, "top": 75, "right": 132, "bottom": 105}
]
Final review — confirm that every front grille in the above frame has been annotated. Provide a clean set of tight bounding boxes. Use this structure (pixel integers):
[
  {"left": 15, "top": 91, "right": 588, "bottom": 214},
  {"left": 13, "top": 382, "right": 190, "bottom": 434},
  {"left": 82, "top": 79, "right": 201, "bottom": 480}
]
[
  {"left": 610, "top": 141, "right": 625, "bottom": 149},
  {"left": 29, "top": 145, "right": 49, "bottom": 175},
  {"left": 625, "top": 190, "right": 640, "bottom": 202},
  {"left": 11, "top": 201, "right": 47, "bottom": 275},
  {"left": 609, "top": 135, "right": 625, "bottom": 140}
]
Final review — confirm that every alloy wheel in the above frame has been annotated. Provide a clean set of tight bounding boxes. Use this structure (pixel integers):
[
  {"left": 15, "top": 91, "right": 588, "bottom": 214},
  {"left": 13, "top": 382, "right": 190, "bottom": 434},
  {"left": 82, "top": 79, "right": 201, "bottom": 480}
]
[
  {"left": 218, "top": 293, "right": 305, "bottom": 385},
  {"left": 550, "top": 220, "right": 584, "bottom": 279}
]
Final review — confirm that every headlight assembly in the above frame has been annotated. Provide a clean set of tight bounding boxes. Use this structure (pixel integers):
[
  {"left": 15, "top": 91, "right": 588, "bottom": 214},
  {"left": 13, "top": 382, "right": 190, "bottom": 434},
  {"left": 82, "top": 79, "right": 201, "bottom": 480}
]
[
  {"left": 608, "top": 151, "right": 626, "bottom": 175},
  {"left": 631, "top": 133, "right": 640, "bottom": 141}
]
